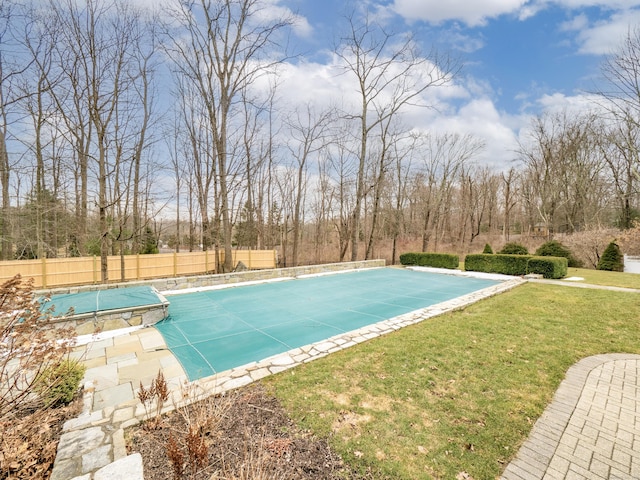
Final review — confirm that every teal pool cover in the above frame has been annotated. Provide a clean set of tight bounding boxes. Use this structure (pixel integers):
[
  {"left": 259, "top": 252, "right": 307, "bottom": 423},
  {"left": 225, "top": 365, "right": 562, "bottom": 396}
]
[
  {"left": 156, "top": 268, "right": 499, "bottom": 381},
  {"left": 44, "top": 286, "right": 164, "bottom": 316}
]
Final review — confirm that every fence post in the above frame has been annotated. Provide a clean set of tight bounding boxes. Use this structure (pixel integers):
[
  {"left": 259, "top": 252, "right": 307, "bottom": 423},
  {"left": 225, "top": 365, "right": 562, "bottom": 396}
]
[
  {"left": 173, "top": 252, "right": 178, "bottom": 277},
  {"left": 93, "top": 256, "right": 98, "bottom": 284},
  {"left": 41, "top": 256, "right": 47, "bottom": 289},
  {"left": 136, "top": 254, "right": 140, "bottom": 280}
]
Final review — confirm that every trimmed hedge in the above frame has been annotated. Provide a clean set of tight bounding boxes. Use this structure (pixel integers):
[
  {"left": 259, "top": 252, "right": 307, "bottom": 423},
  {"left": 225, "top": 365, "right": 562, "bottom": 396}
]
[
  {"left": 465, "top": 254, "right": 531, "bottom": 275},
  {"left": 527, "top": 256, "right": 568, "bottom": 279},
  {"left": 399, "top": 252, "right": 459, "bottom": 269},
  {"left": 464, "top": 253, "right": 567, "bottom": 279}
]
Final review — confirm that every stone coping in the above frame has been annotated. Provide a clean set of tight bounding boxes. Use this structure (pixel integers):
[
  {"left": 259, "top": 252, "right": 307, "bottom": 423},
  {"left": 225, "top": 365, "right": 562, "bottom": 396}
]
[{"left": 51, "top": 268, "right": 524, "bottom": 480}]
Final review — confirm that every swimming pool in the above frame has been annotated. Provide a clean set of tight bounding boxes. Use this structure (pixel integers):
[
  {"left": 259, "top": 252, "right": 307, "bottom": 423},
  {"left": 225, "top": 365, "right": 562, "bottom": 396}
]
[{"left": 155, "top": 268, "right": 500, "bottom": 380}]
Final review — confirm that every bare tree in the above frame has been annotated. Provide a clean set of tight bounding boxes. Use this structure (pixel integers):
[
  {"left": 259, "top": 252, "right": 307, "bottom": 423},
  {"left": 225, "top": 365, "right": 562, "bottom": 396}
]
[
  {"left": 519, "top": 111, "right": 605, "bottom": 237},
  {"left": 0, "top": 1, "right": 30, "bottom": 260},
  {"left": 418, "top": 133, "right": 482, "bottom": 252},
  {"left": 284, "top": 104, "right": 333, "bottom": 266},
  {"left": 599, "top": 26, "right": 640, "bottom": 123},
  {"left": 364, "top": 119, "right": 402, "bottom": 260},
  {"left": 595, "top": 27, "right": 640, "bottom": 229},
  {"left": 311, "top": 152, "right": 335, "bottom": 263},
  {"left": 389, "top": 133, "right": 417, "bottom": 264},
  {"left": 41, "top": 0, "right": 159, "bottom": 281},
  {"left": 501, "top": 167, "right": 519, "bottom": 241},
  {"left": 164, "top": 0, "right": 292, "bottom": 272},
  {"left": 336, "top": 11, "right": 459, "bottom": 261},
  {"left": 600, "top": 112, "right": 640, "bottom": 229},
  {"left": 326, "top": 128, "right": 357, "bottom": 262},
  {"left": 457, "top": 165, "right": 499, "bottom": 250}
]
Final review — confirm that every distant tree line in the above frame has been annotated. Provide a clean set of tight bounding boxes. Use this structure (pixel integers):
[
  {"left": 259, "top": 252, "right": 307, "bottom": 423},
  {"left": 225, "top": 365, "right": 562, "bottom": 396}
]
[{"left": 1, "top": 0, "right": 640, "bottom": 280}]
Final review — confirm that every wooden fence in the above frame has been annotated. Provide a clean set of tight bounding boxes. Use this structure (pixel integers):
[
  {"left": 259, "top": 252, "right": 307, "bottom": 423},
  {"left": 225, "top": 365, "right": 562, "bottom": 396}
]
[{"left": 0, "top": 249, "right": 277, "bottom": 289}]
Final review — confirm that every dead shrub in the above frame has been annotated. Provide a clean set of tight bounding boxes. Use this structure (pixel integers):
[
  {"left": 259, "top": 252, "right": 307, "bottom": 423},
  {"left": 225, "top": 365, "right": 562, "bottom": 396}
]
[
  {"left": 0, "top": 275, "right": 78, "bottom": 416},
  {"left": 0, "top": 274, "right": 83, "bottom": 479},
  {"left": 138, "top": 370, "right": 170, "bottom": 430}
]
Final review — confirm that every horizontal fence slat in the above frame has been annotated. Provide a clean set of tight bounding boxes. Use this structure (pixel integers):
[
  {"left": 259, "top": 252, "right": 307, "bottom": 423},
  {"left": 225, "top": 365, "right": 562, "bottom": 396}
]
[{"left": 0, "top": 249, "right": 276, "bottom": 289}]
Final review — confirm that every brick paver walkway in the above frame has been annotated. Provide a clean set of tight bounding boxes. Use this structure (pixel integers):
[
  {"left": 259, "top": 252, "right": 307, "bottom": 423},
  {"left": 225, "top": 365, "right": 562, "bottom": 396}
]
[{"left": 502, "top": 353, "right": 640, "bottom": 479}]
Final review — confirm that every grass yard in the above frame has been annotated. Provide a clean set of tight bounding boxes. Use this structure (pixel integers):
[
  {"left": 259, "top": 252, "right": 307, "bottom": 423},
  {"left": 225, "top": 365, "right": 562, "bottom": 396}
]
[
  {"left": 565, "top": 267, "right": 640, "bottom": 289},
  {"left": 265, "top": 280, "right": 640, "bottom": 479}
]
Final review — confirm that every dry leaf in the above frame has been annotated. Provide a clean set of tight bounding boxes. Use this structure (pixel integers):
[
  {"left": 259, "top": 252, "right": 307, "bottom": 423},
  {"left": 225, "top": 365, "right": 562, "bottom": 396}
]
[{"left": 456, "top": 472, "right": 475, "bottom": 480}]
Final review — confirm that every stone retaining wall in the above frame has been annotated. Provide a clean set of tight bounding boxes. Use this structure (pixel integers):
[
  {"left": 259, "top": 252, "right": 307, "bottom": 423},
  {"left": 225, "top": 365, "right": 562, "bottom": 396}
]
[
  {"left": 51, "top": 304, "right": 169, "bottom": 335},
  {"left": 43, "top": 260, "right": 385, "bottom": 295}
]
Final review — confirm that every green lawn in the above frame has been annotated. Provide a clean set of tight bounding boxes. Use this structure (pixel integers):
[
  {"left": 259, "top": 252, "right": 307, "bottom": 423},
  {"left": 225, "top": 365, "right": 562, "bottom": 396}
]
[
  {"left": 564, "top": 267, "right": 640, "bottom": 289},
  {"left": 265, "top": 280, "right": 640, "bottom": 479}
]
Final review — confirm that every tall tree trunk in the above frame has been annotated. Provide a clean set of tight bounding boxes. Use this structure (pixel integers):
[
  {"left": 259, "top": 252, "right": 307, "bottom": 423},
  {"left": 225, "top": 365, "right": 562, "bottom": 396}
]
[{"left": 0, "top": 128, "right": 10, "bottom": 260}]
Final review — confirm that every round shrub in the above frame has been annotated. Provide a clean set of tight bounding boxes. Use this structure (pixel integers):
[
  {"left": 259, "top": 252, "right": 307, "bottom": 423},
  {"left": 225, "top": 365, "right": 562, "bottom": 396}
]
[
  {"left": 534, "top": 240, "right": 582, "bottom": 268},
  {"left": 597, "top": 241, "right": 624, "bottom": 272},
  {"left": 35, "top": 358, "right": 86, "bottom": 407},
  {"left": 499, "top": 242, "right": 528, "bottom": 255},
  {"left": 482, "top": 243, "right": 493, "bottom": 254}
]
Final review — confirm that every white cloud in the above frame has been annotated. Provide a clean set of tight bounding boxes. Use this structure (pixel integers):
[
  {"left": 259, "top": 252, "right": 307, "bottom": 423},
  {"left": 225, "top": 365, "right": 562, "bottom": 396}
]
[
  {"left": 560, "top": 13, "right": 589, "bottom": 31},
  {"left": 391, "top": 0, "right": 530, "bottom": 26},
  {"left": 246, "top": 56, "right": 523, "bottom": 169},
  {"left": 258, "top": 0, "right": 314, "bottom": 38},
  {"left": 418, "top": 98, "right": 525, "bottom": 167},
  {"left": 536, "top": 91, "right": 606, "bottom": 112},
  {"left": 573, "top": 9, "right": 640, "bottom": 54},
  {"left": 550, "top": 0, "right": 640, "bottom": 8},
  {"left": 438, "top": 25, "right": 486, "bottom": 53}
]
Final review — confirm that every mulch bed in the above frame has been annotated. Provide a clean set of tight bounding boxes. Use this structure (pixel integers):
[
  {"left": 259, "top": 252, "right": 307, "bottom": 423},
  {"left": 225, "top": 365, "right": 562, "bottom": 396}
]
[
  {"left": 127, "top": 384, "right": 378, "bottom": 480},
  {"left": 0, "top": 398, "right": 82, "bottom": 479}
]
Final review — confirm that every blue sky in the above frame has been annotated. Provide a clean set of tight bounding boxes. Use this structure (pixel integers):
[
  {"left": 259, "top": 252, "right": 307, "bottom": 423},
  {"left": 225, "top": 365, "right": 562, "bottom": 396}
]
[
  {"left": 253, "top": 0, "right": 640, "bottom": 165},
  {"left": 289, "top": 0, "right": 629, "bottom": 112},
  {"left": 125, "top": 0, "right": 638, "bottom": 167}
]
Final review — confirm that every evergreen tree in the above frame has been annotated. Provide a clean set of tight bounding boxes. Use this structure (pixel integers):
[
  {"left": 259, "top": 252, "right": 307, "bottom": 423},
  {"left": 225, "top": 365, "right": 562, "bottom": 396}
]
[
  {"left": 140, "top": 226, "right": 159, "bottom": 254},
  {"left": 499, "top": 242, "right": 528, "bottom": 255},
  {"left": 597, "top": 241, "right": 624, "bottom": 271},
  {"left": 535, "top": 240, "right": 582, "bottom": 267}
]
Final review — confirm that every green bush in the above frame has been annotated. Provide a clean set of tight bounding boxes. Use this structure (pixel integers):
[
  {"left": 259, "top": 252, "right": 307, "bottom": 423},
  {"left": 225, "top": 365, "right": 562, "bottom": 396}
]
[
  {"left": 597, "top": 241, "right": 624, "bottom": 272},
  {"left": 464, "top": 254, "right": 531, "bottom": 276},
  {"left": 527, "top": 256, "right": 568, "bottom": 279},
  {"left": 399, "top": 252, "right": 459, "bottom": 269},
  {"left": 482, "top": 243, "right": 493, "bottom": 254},
  {"left": 498, "top": 242, "right": 529, "bottom": 255},
  {"left": 398, "top": 252, "right": 418, "bottom": 265},
  {"left": 35, "top": 358, "right": 86, "bottom": 407},
  {"left": 534, "top": 240, "right": 582, "bottom": 268},
  {"left": 141, "top": 226, "right": 159, "bottom": 254}
]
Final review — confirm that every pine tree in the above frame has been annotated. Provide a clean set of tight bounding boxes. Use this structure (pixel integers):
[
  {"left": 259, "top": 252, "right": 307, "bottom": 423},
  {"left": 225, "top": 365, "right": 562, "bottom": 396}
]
[{"left": 597, "top": 241, "right": 624, "bottom": 271}]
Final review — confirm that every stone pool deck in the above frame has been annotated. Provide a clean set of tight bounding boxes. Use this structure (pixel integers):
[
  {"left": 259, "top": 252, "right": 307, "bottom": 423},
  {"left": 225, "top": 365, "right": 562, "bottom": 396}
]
[{"left": 51, "top": 274, "right": 523, "bottom": 480}]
